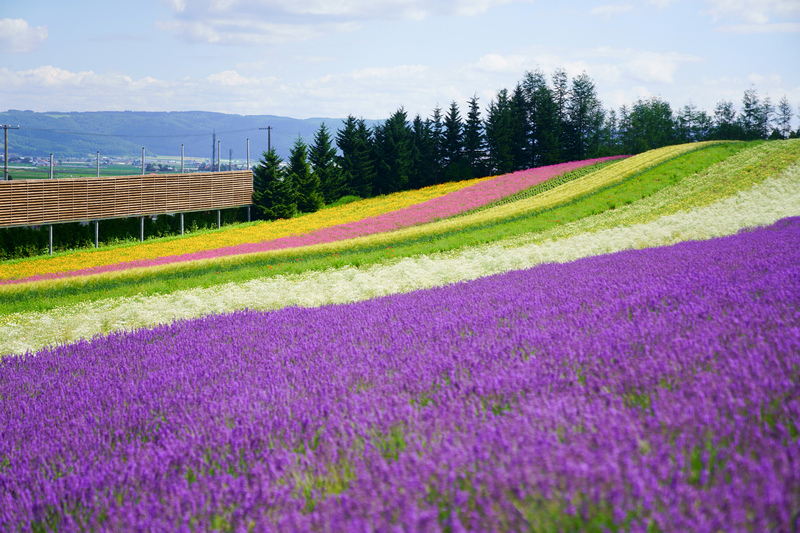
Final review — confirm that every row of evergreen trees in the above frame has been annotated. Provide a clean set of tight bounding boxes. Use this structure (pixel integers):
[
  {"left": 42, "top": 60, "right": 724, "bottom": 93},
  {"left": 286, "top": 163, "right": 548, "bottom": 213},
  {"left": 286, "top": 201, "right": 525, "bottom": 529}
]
[{"left": 252, "top": 69, "right": 799, "bottom": 221}]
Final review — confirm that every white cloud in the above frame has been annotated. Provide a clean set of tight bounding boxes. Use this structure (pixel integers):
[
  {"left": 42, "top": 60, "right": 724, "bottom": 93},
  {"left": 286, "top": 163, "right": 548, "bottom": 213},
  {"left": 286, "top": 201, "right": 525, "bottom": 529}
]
[
  {"left": 704, "top": 0, "right": 800, "bottom": 32},
  {"left": 590, "top": 4, "right": 635, "bottom": 18},
  {"left": 621, "top": 52, "right": 686, "bottom": 83},
  {"left": 452, "top": 0, "right": 520, "bottom": 17},
  {"left": 161, "top": 0, "right": 187, "bottom": 12},
  {"left": 646, "top": 0, "right": 677, "bottom": 8},
  {"left": 194, "top": 0, "right": 524, "bottom": 19},
  {"left": 584, "top": 48, "right": 703, "bottom": 85},
  {"left": 3, "top": 65, "right": 89, "bottom": 87},
  {"left": 0, "top": 18, "right": 48, "bottom": 53},
  {"left": 474, "top": 53, "right": 529, "bottom": 74},
  {"left": 156, "top": 19, "right": 356, "bottom": 45},
  {"left": 207, "top": 70, "right": 260, "bottom": 86},
  {"left": 158, "top": 0, "right": 532, "bottom": 44},
  {"left": 156, "top": 17, "right": 360, "bottom": 45},
  {"left": 0, "top": 64, "right": 437, "bottom": 118},
  {"left": 0, "top": 41, "right": 785, "bottom": 123},
  {"left": 715, "top": 21, "right": 800, "bottom": 32}
]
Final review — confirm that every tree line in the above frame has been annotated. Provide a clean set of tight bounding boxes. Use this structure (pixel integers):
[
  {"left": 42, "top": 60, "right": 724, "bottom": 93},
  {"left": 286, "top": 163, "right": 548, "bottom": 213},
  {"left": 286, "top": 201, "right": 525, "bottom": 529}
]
[
  {"left": 252, "top": 69, "right": 799, "bottom": 221},
  {"left": 4, "top": 68, "right": 795, "bottom": 261}
]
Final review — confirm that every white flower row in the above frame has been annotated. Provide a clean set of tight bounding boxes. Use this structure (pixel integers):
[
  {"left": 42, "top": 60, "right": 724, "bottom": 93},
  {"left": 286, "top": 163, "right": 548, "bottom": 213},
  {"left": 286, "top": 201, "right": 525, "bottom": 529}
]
[{"left": 3, "top": 163, "right": 799, "bottom": 357}]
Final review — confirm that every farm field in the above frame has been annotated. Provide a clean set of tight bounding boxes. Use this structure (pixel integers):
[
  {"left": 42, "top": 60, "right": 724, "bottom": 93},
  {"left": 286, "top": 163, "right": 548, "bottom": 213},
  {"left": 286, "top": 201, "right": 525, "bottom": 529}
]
[
  {"left": 1, "top": 139, "right": 799, "bottom": 530},
  {"left": 0, "top": 156, "right": 622, "bottom": 284},
  {"left": 5, "top": 163, "right": 150, "bottom": 180}
]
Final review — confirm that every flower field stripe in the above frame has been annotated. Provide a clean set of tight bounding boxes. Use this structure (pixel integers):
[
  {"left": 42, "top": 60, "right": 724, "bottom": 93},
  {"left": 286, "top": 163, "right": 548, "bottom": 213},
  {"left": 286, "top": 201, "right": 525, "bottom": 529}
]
[
  {"left": 0, "top": 157, "right": 605, "bottom": 285},
  {"left": 508, "top": 138, "right": 800, "bottom": 244},
  {"left": 3, "top": 161, "right": 799, "bottom": 357},
  {"left": 0, "top": 176, "right": 488, "bottom": 282},
  {"left": 2, "top": 218, "right": 798, "bottom": 530},
  {"left": 0, "top": 158, "right": 616, "bottom": 285},
  {"left": 1, "top": 143, "right": 698, "bottom": 286},
  {"left": 0, "top": 141, "right": 793, "bottom": 316}
]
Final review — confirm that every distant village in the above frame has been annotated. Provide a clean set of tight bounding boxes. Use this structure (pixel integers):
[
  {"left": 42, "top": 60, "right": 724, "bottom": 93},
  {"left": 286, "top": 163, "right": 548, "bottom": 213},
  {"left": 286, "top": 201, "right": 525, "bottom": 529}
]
[{"left": 1, "top": 153, "right": 251, "bottom": 175}]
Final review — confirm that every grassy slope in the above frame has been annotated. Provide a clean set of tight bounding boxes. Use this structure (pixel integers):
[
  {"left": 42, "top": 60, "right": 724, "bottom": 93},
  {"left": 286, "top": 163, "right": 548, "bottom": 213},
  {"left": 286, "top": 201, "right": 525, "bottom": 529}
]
[{"left": 0, "top": 142, "right": 766, "bottom": 315}]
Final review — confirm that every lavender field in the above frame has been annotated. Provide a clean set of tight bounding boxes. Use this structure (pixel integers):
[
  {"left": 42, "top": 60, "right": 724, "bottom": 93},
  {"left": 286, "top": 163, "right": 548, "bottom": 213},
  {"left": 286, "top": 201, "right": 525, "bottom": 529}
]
[{"left": 2, "top": 217, "right": 798, "bottom": 531}]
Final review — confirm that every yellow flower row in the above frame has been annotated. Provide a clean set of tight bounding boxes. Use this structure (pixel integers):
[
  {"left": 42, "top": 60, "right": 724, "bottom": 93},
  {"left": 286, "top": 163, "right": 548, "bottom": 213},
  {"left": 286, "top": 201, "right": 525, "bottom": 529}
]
[
  {"left": 648, "top": 139, "right": 800, "bottom": 215},
  {"left": 505, "top": 139, "right": 800, "bottom": 244},
  {"left": 0, "top": 176, "right": 493, "bottom": 281},
  {"left": 3, "top": 143, "right": 707, "bottom": 293}
]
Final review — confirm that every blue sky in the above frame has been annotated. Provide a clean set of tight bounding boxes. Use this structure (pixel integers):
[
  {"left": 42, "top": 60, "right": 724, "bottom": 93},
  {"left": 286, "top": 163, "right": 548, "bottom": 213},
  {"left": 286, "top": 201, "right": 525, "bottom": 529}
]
[{"left": 1, "top": 0, "right": 799, "bottom": 124}]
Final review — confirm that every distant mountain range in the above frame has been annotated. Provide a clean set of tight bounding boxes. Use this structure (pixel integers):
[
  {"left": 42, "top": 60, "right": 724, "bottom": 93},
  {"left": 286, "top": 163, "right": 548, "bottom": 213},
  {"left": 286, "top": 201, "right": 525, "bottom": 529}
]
[{"left": 0, "top": 110, "right": 375, "bottom": 161}]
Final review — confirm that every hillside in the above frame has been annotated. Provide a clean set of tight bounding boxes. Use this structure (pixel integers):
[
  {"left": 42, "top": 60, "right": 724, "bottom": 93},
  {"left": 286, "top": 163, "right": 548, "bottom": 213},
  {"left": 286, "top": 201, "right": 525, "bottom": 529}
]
[
  {"left": 0, "top": 109, "right": 369, "bottom": 160},
  {"left": 1, "top": 140, "right": 799, "bottom": 531},
  {"left": 2, "top": 139, "right": 798, "bottom": 345}
]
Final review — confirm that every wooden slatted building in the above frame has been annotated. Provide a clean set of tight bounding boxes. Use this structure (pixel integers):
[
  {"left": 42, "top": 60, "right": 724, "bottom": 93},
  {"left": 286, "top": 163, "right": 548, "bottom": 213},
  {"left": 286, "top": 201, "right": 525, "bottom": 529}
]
[{"left": 0, "top": 171, "right": 253, "bottom": 228}]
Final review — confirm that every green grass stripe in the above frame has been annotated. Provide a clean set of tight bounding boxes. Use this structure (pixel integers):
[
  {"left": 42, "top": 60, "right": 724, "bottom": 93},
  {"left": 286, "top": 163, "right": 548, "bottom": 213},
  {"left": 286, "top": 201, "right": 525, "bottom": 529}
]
[{"left": 1, "top": 140, "right": 790, "bottom": 317}]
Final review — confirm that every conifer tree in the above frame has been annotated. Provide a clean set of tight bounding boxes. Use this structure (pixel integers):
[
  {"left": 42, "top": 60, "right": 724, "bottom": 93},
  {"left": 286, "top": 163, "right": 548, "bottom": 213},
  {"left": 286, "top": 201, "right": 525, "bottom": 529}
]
[
  {"left": 510, "top": 84, "right": 530, "bottom": 170},
  {"left": 600, "top": 108, "right": 620, "bottom": 155},
  {"left": 430, "top": 105, "right": 445, "bottom": 183},
  {"left": 777, "top": 95, "right": 793, "bottom": 139},
  {"left": 252, "top": 148, "right": 296, "bottom": 220},
  {"left": 336, "top": 116, "right": 375, "bottom": 198},
  {"left": 566, "top": 72, "right": 604, "bottom": 160},
  {"left": 485, "top": 89, "right": 514, "bottom": 174},
  {"left": 410, "top": 114, "right": 436, "bottom": 189},
  {"left": 739, "top": 88, "right": 762, "bottom": 140},
  {"left": 289, "top": 137, "right": 323, "bottom": 213},
  {"left": 464, "top": 95, "right": 487, "bottom": 177},
  {"left": 551, "top": 67, "right": 570, "bottom": 155},
  {"left": 522, "top": 69, "right": 559, "bottom": 166},
  {"left": 712, "top": 100, "right": 742, "bottom": 140},
  {"left": 443, "top": 101, "right": 469, "bottom": 180},
  {"left": 309, "top": 122, "right": 343, "bottom": 204},
  {"left": 373, "top": 107, "right": 412, "bottom": 195}
]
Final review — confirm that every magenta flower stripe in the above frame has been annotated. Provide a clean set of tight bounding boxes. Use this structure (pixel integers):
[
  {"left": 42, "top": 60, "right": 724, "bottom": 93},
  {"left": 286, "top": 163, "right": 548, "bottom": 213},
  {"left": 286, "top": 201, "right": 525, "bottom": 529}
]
[{"left": 6, "top": 157, "right": 618, "bottom": 284}]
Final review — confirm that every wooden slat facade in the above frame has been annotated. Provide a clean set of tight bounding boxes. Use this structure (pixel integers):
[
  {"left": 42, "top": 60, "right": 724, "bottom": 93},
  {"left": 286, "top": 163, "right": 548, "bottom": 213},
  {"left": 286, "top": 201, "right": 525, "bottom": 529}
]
[{"left": 0, "top": 171, "right": 253, "bottom": 228}]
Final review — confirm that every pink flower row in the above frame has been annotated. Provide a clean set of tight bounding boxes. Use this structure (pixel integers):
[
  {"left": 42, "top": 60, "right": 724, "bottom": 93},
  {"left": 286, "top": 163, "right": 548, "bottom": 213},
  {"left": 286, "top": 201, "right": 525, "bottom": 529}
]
[{"left": 9, "top": 157, "right": 623, "bottom": 284}]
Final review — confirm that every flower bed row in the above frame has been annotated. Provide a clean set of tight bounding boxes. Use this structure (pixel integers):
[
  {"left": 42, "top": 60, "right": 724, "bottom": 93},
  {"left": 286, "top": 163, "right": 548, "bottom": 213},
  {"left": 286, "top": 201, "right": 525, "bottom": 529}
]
[
  {"left": 1, "top": 157, "right": 621, "bottom": 285},
  {"left": 2, "top": 216, "right": 798, "bottom": 530},
  {"left": 3, "top": 160, "right": 799, "bottom": 360},
  {"left": 513, "top": 138, "right": 800, "bottom": 244},
  {"left": 0, "top": 175, "right": 488, "bottom": 282}
]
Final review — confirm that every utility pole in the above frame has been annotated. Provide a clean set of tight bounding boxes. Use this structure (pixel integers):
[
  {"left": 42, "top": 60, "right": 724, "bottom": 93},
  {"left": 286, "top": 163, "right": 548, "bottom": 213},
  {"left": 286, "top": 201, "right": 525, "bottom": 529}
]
[
  {"left": 259, "top": 126, "right": 272, "bottom": 152},
  {"left": 211, "top": 130, "right": 216, "bottom": 171},
  {"left": 2, "top": 124, "right": 20, "bottom": 180},
  {"left": 49, "top": 153, "right": 54, "bottom": 255}
]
